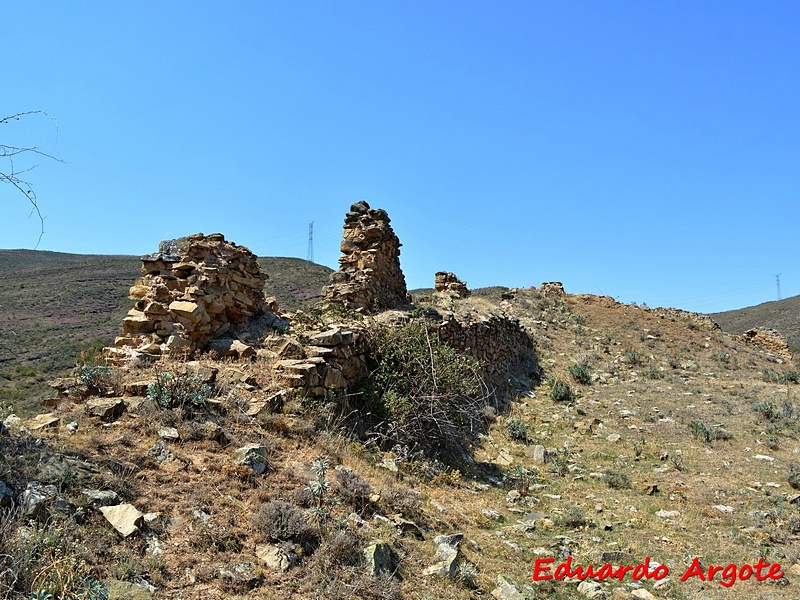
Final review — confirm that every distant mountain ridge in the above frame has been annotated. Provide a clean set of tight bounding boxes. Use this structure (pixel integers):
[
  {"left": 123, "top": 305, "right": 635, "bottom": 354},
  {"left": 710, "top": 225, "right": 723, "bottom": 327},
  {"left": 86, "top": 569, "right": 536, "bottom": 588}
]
[{"left": 711, "top": 294, "right": 800, "bottom": 351}]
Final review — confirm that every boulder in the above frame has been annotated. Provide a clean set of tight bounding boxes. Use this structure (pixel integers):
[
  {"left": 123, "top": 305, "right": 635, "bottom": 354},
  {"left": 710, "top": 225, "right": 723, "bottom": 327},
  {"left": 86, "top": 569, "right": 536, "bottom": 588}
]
[
  {"left": 100, "top": 503, "right": 144, "bottom": 537},
  {"left": 105, "top": 580, "right": 153, "bottom": 600},
  {"left": 85, "top": 397, "right": 127, "bottom": 421},
  {"left": 256, "top": 543, "right": 299, "bottom": 572},
  {"left": 491, "top": 575, "right": 526, "bottom": 600},
  {"left": 364, "top": 542, "right": 394, "bottom": 575},
  {"left": 234, "top": 444, "right": 268, "bottom": 474},
  {"left": 0, "top": 480, "right": 12, "bottom": 507},
  {"left": 21, "top": 482, "right": 59, "bottom": 518}
]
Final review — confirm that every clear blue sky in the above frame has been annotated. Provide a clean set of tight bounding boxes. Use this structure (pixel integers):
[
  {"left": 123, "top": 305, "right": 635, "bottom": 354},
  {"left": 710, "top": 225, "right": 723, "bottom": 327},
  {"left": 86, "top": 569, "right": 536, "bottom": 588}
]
[{"left": 3, "top": 1, "right": 798, "bottom": 313}]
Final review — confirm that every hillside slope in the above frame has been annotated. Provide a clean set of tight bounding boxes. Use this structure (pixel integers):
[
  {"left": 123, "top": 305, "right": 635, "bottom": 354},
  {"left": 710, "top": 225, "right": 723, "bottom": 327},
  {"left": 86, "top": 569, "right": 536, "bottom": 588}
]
[
  {"left": 0, "top": 250, "right": 331, "bottom": 414},
  {"left": 711, "top": 295, "right": 800, "bottom": 352},
  {"left": 3, "top": 283, "right": 800, "bottom": 599}
]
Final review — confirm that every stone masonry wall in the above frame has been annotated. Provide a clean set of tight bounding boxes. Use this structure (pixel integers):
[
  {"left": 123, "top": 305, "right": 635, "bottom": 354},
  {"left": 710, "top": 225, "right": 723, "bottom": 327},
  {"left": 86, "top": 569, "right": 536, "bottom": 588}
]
[
  {"left": 324, "top": 201, "right": 408, "bottom": 311},
  {"left": 435, "top": 312, "right": 539, "bottom": 383},
  {"left": 110, "top": 233, "right": 268, "bottom": 359}
]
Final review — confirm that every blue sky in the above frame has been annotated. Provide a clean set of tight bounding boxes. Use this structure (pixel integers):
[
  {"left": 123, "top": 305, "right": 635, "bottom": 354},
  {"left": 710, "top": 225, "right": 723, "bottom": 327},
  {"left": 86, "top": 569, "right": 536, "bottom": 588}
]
[{"left": 3, "top": 1, "right": 798, "bottom": 313}]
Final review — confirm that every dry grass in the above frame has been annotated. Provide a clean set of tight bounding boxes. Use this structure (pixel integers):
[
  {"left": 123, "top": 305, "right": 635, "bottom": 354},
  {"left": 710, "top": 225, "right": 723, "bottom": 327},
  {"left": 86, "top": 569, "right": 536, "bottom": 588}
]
[{"left": 3, "top": 285, "right": 800, "bottom": 598}]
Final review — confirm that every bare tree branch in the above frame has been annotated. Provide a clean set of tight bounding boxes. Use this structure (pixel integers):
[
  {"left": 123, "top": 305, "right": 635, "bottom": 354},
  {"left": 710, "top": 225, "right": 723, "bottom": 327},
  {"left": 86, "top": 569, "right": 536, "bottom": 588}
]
[{"left": 1, "top": 110, "right": 62, "bottom": 249}]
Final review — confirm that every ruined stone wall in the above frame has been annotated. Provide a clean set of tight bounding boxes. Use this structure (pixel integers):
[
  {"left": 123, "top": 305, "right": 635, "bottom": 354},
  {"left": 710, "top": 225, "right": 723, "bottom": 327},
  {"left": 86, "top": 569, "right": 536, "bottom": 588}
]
[
  {"left": 434, "top": 272, "right": 470, "bottom": 300},
  {"left": 435, "top": 312, "right": 539, "bottom": 384},
  {"left": 738, "top": 327, "right": 792, "bottom": 361},
  {"left": 324, "top": 201, "right": 407, "bottom": 311},
  {"left": 110, "top": 233, "right": 268, "bottom": 359},
  {"left": 652, "top": 307, "right": 721, "bottom": 332},
  {"left": 261, "top": 326, "right": 370, "bottom": 397}
]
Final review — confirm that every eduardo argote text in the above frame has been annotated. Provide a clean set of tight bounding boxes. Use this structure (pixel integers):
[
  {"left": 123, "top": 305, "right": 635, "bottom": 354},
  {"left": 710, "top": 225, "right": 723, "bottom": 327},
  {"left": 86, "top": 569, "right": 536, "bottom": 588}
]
[{"left": 532, "top": 556, "right": 784, "bottom": 588}]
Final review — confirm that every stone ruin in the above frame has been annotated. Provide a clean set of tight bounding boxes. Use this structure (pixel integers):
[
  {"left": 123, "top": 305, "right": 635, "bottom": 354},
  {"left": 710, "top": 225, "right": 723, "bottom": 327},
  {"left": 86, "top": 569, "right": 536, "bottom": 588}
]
[
  {"left": 540, "top": 282, "right": 565, "bottom": 297},
  {"left": 101, "top": 203, "right": 539, "bottom": 398},
  {"left": 434, "top": 272, "right": 470, "bottom": 300},
  {"left": 324, "top": 201, "right": 408, "bottom": 311},
  {"left": 739, "top": 327, "right": 792, "bottom": 361},
  {"left": 108, "top": 233, "right": 270, "bottom": 361}
]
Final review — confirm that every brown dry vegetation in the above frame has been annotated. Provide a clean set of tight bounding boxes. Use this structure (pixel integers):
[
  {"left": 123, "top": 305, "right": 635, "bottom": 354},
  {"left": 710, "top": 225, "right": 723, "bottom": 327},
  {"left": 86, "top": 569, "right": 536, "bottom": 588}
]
[{"left": 3, "top": 282, "right": 800, "bottom": 599}]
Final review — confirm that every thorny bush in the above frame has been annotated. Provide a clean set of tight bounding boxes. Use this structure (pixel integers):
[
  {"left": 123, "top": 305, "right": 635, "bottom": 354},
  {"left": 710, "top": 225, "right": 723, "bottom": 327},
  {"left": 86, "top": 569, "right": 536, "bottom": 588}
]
[{"left": 347, "top": 320, "right": 489, "bottom": 465}]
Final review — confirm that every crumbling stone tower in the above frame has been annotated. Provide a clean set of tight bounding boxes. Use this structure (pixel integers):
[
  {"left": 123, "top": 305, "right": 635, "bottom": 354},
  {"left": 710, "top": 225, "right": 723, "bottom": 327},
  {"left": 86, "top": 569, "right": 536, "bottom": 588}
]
[
  {"left": 110, "top": 233, "right": 268, "bottom": 359},
  {"left": 324, "top": 201, "right": 408, "bottom": 311}
]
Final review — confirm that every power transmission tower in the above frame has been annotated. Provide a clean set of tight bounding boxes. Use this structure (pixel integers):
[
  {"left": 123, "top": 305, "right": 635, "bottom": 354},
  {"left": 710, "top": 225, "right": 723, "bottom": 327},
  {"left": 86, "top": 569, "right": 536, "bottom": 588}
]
[
  {"left": 776, "top": 274, "right": 782, "bottom": 301},
  {"left": 307, "top": 221, "right": 314, "bottom": 267}
]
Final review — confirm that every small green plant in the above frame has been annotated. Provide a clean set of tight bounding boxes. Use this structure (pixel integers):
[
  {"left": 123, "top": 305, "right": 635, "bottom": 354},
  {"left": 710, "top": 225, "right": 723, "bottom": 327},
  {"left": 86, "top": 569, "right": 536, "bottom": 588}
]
[
  {"left": 503, "top": 465, "right": 538, "bottom": 493},
  {"left": 603, "top": 468, "right": 631, "bottom": 489},
  {"left": 632, "top": 436, "right": 645, "bottom": 460},
  {"left": 147, "top": 372, "right": 211, "bottom": 412},
  {"left": 505, "top": 418, "right": 529, "bottom": 442},
  {"left": 689, "top": 420, "right": 732, "bottom": 445},
  {"left": 306, "top": 457, "right": 338, "bottom": 529},
  {"left": 713, "top": 349, "right": 730, "bottom": 363},
  {"left": 625, "top": 347, "right": 643, "bottom": 366},
  {"left": 788, "top": 461, "right": 800, "bottom": 490},
  {"left": 458, "top": 561, "right": 479, "bottom": 588},
  {"left": 76, "top": 578, "right": 109, "bottom": 600},
  {"left": 567, "top": 363, "right": 591, "bottom": 384},
  {"left": 550, "top": 380, "right": 572, "bottom": 403},
  {"left": 644, "top": 365, "right": 662, "bottom": 379},
  {"left": 670, "top": 453, "right": 684, "bottom": 472},
  {"left": 667, "top": 349, "right": 680, "bottom": 369},
  {"left": 549, "top": 447, "right": 571, "bottom": 477},
  {"left": 77, "top": 363, "right": 111, "bottom": 390}
]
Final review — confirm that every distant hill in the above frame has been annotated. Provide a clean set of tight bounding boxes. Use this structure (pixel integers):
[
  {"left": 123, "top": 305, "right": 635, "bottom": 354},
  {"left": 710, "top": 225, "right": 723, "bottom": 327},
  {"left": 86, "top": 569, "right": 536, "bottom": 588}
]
[
  {"left": 0, "top": 250, "right": 331, "bottom": 413},
  {"left": 711, "top": 294, "right": 800, "bottom": 352}
]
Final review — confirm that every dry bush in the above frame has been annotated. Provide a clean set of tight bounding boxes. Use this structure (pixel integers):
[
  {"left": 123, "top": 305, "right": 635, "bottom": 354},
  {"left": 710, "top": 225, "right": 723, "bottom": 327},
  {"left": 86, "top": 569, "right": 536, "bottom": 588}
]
[
  {"left": 346, "top": 320, "right": 489, "bottom": 465},
  {"left": 305, "top": 531, "right": 400, "bottom": 600},
  {"left": 334, "top": 469, "right": 375, "bottom": 517},
  {"left": 251, "top": 500, "right": 318, "bottom": 552}
]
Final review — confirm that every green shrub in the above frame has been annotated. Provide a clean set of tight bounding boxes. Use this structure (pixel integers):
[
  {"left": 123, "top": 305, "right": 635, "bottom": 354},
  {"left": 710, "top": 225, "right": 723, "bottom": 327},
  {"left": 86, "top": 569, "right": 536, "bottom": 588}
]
[
  {"left": 550, "top": 380, "right": 572, "bottom": 403},
  {"left": 77, "top": 364, "right": 111, "bottom": 391},
  {"left": 567, "top": 363, "right": 591, "bottom": 384},
  {"left": 783, "top": 369, "right": 800, "bottom": 384},
  {"left": 351, "top": 321, "right": 487, "bottom": 463},
  {"left": 505, "top": 418, "right": 529, "bottom": 442},
  {"left": 689, "top": 420, "right": 732, "bottom": 445},
  {"left": 753, "top": 401, "right": 780, "bottom": 422},
  {"left": 603, "top": 469, "right": 631, "bottom": 489},
  {"left": 644, "top": 365, "right": 662, "bottom": 379},
  {"left": 147, "top": 372, "right": 211, "bottom": 412},
  {"left": 557, "top": 505, "right": 587, "bottom": 528}
]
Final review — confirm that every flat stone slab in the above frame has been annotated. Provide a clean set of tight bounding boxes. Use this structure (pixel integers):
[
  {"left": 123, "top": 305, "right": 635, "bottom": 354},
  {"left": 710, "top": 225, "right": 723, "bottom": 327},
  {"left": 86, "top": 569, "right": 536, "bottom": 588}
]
[
  {"left": 100, "top": 503, "right": 144, "bottom": 537},
  {"left": 28, "top": 413, "right": 60, "bottom": 430}
]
